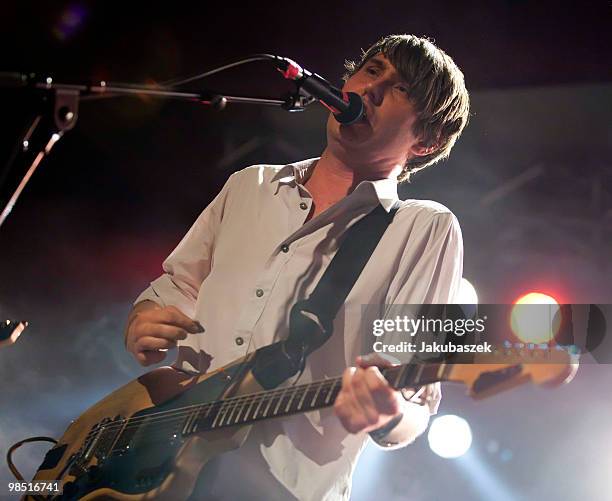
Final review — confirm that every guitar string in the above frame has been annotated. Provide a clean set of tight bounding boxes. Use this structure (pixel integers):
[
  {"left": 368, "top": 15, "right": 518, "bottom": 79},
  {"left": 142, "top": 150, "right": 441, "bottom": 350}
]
[
  {"left": 112, "top": 380, "right": 340, "bottom": 449},
  {"left": 81, "top": 376, "right": 350, "bottom": 442},
  {"left": 77, "top": 352, "right": 553, "bottom": 452},
  {"left": 83, "top": 365, "right": 407, "bottom": 442},
  {"left": 80, "top": 366, "right": 405, "bottom": 443},
  {"left": 82, "top": 366, "right": 402, "bottom": 438},
  {"left": 98, "top": 382, "right": 347, "bottom": 453},
  {"left": 108, "top": 383, "right": 346, "bottom": 449}
]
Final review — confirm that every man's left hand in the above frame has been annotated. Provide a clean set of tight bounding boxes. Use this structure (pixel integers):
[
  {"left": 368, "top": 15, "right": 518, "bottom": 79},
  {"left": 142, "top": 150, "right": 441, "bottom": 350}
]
[{"left": 333, "top": 354, "right": 404, "bottom": 434}]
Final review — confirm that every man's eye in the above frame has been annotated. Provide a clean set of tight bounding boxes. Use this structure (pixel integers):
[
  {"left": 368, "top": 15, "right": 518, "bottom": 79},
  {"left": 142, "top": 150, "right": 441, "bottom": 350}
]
[
  {"left": 365, "top": 67, "right": 379, "bottom": 75},
  {"left": 396, "top": 85, "right": 409, "bottom": 94}
]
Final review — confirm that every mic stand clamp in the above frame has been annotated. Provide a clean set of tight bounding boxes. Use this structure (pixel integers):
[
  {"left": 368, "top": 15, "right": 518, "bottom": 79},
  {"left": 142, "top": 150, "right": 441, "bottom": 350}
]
[
  {"left": 0, "top": 84, "right": 80, "bottom": 226},
  {"left": 281, "top": 91, "right": 315, "bottom": 112}
]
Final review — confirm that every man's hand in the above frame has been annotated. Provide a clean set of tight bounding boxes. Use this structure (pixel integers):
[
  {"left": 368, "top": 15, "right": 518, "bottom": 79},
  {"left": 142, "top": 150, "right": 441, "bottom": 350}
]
[
  {"left": 333, "top": 353, "right": 404, "bottom": 434},
  {"left": 125, "top": 302, "right": 204, "bottom": 366}
]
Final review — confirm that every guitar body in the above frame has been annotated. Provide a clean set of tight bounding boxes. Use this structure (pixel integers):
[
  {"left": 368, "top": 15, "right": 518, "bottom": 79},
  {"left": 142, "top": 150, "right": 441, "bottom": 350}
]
[{"left": 28, "top": 356, "right": 259, "bottom": 501}]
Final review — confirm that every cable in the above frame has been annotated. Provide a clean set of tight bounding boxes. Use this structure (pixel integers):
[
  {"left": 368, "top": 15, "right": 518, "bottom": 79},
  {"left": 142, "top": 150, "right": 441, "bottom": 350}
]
[
  {"left": 78, "top": 54, "right": 281, "bottom": 103},
  {"left": 160, "top": 54, "right": 278, "bottom": 88},
  {"left": 7, "top": 436, "right": 58, "bottom": 481},
  {"left": 7, "top": 436, "right": 58, "bottom": 501}
]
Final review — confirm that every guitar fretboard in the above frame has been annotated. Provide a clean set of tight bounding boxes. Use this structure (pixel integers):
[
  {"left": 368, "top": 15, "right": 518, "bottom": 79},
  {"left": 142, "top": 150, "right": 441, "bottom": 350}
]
[
  {"left": 182, "top": 362, "right": 446, "bottom": 434},
  {"left": 109, "top": 362, "right": 446, "bottom": 456}
]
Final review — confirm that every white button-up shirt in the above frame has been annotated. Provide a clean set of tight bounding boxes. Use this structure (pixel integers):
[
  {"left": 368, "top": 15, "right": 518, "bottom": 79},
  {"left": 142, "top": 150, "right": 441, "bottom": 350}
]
[{"left": 135, "top": 158, "right": 463, "bottom": 500}]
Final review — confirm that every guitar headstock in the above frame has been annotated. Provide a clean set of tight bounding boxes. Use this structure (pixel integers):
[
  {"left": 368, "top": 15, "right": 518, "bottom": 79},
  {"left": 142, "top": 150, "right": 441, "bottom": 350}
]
[{"left": 446, "top": 346, "right": 579, "bottom": 400}]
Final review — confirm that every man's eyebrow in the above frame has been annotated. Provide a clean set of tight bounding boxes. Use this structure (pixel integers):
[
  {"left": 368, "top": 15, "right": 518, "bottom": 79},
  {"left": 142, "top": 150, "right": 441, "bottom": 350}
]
[
  {"left": 363, "top": 56, "right": 409, "bottom": 85},
  {"left": 365, "top": 57, "right": 386, "bottom": 68}
]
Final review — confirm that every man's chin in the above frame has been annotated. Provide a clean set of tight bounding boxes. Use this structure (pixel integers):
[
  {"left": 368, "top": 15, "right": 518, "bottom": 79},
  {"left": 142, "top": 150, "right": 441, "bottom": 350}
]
[{"left": 337, "top": 123, "right": 373, "bottom": 144}]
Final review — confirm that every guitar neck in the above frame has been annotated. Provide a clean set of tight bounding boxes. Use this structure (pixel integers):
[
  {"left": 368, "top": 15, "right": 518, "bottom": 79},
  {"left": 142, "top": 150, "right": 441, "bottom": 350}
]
[
  {"left": 101, "top": 346, "right": 572, "bottom": 458},
  {"left": 180, "top": 362, "right": 448, "bottom": 435}
]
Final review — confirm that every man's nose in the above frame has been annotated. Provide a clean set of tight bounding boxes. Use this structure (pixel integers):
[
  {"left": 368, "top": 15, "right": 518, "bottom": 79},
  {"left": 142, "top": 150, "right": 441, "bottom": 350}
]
[{"left": 361, "top": 79, "right": 390, "bottom": 107}]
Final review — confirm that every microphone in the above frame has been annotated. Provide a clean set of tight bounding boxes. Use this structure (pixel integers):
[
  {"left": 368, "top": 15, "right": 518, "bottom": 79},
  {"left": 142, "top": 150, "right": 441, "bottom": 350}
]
[{"left": 273, "top": 57, "right": 364, "bottom": 125}]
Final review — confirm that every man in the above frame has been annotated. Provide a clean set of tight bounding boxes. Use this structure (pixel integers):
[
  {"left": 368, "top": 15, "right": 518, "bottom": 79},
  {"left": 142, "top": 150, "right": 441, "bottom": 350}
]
[{"left": 124, "top": 34, "right": 470, "bottom": 500}]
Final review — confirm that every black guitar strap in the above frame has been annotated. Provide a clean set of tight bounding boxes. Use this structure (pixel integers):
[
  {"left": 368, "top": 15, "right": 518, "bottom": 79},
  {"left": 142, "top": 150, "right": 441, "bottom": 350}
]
[
  {"left": 253, "top": 201, "right": 401, "bottom": 389},
  {"left": 293, "top": 201, "right": 401, "bottom": 335}
]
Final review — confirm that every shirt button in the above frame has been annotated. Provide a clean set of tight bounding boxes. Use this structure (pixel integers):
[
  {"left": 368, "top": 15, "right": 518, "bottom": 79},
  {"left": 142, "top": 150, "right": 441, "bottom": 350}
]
[
  {"left": 255, "top": 288, "right": 264, "bottom": 297},
  {"left": 299, "top": 202, "right": 308, "bottom": 210},
  {"left": 281, "top": 244, "right": 289, "bottom": 253},
  {"left": 235, "top": 336, "right": 244, "bottom": 346}
]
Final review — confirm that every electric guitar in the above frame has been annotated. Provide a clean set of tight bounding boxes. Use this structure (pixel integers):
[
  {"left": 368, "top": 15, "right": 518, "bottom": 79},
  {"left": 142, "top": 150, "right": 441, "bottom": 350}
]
[{"left": 26, "top": 346, "right": 575, "bottom": 500}]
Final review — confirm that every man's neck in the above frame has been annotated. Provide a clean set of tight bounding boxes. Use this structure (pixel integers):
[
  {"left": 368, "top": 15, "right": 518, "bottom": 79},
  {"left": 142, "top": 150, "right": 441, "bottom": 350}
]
[
  {"left": 301, "top": 149, "right": 400, "bottom": 222},
  {"left": 304, "top": 149, "right": 399, "bottom": 205}
]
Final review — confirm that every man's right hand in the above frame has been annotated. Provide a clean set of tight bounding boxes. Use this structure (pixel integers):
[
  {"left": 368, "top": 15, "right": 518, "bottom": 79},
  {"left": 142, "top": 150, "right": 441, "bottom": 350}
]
[{"left": 125, "top": 302, "right": 204, "bottom": 366}]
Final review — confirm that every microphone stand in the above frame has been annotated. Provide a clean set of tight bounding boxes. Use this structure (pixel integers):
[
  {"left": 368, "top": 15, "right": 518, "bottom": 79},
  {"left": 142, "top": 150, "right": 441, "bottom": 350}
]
[{"left": 0, "top": 73, "right": 315, "bottom": 228}]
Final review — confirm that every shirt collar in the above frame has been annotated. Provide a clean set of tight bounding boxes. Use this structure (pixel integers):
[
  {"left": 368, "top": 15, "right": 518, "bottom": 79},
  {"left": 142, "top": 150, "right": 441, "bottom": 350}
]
[{"left": 272, "top": 158, "right": 400, "bottom": 212}]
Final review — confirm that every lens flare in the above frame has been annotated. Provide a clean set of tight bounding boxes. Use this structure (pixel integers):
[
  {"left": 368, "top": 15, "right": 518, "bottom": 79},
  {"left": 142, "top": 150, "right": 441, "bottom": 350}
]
[
  {"left": 428, "top": 414, "right": 472, "bottom": 459},
  {"left": 455, "top": 277, "right": 478, "bottom": 304},
  {"left": 511, "top": 292, "right": 561, "bottom": 344}
]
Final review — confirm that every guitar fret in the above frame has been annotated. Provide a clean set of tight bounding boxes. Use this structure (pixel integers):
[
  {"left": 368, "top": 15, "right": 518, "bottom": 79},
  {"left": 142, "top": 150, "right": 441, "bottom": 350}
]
[
  {"left": 190, "top": 407, "right": 201, "bottom": 432},
  {"left": 204, "top": 403, "right": 214, "bottom": 418},
  {"left": 310, "top": 381, "right": 324, "bottom": 407},
  {"left": 273, "top": 387, "right": 289, "bottom": 415},
  {"left": 182, "top": 407, "right": 198, "bottom": 435},
  {"left": 178, "top": 361, "right": 455, "bottom": 434},
  {"left": 244, "top": 397, "right": 256, "bottom": 422},
  {"left": 262, "top": 394, "right": 274, "bottom": 417},
  {"left": 192, "top": 406, "right": 203, "bottom": 433},
  {"left": 324, "top": 379, "right": 339, "bottom": 405},
  {"left": 233, "top": 399, "right": 247, "bottom": 424},
  {"left": 212, "top": 402, "right": 228, "bottom": 428},
  {"left": 284, "top": 388, "right": 298, "bottom": 413},
  {"left": 225, "top": 399, "right": 240, "bottom": 425},
  {"left": 297, "top": 383, "right": 310, "bottom": 410},
  {"left": 194, "top": 403, "right": 215, "bottom": 432},
  {"left": 181, "top": 409, "right": 192, "bottom": 435},
  {"left": 253, "top": 396, "right": 265, "bottom": 419},
  {"left": 218, "top": 403, "right": 229, "bottom": 427}
]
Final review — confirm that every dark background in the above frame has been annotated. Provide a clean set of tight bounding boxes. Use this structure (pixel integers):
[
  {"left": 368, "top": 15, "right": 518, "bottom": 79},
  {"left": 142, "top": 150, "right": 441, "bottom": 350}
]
[{"left": 0, "top": 1, "right": 611, "bottom": 500}]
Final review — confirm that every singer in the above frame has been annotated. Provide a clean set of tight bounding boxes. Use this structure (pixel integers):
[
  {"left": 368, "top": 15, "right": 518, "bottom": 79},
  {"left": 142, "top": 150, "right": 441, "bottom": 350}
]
[{"left": 124, "top": 34, "right": 470, "bottom": 500}]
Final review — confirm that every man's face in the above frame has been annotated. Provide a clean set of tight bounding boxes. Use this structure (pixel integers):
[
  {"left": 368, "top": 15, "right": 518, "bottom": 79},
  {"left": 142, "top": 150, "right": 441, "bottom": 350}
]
[{"left": 326, "top": 53, "right": 425, "bottom": 173}]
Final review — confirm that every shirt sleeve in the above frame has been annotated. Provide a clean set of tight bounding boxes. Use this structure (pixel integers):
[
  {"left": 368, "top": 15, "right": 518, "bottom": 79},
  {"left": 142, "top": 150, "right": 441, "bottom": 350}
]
[
  {"left": 386, "top": 210, "right": 464, "bottom": 305},
  {"left": 385, "top": 209, "right": 464, "bottom": 415},
  {"left": 134, "top": 173, "right": 237, "bottom": 318}
]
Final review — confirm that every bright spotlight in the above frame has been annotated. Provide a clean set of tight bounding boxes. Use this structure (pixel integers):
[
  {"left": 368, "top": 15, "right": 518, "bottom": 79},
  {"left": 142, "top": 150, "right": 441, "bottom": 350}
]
[
  {"left": 428, "top": 414, "right": 473, "bottom": 459},
  {"left": 511, "top": 291, "right": 561, "bottom": 344},
  {"left": 514, "top": 292, "right": 558, "bottom": 306},
  {"left": 455, "top": 278, "right": 478, "bottom": 304}
]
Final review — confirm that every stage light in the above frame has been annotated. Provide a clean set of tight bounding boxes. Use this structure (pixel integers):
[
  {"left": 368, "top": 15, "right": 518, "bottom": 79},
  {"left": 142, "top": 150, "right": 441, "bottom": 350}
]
[
  {"left": 428, "top": 414, "right": 472, "bottom": 459},
  {"left": 514, "top": 292, "right": 559, "bottom": 306},
  {"left": 511, "top": 291, "right": 561, "bottom": 344},
  {"left": 455, "top": 277, "right": 478, "bottom": 304}
]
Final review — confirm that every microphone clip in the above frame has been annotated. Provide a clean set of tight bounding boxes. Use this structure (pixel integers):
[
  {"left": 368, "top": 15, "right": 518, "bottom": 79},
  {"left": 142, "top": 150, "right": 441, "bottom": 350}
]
[{"left": 281, "top": 91, "right": 316, "bottom": 112}]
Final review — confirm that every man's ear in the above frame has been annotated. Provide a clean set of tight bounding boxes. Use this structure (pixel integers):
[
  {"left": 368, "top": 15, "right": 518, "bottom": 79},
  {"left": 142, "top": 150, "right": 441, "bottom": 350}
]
[{"left": 410, "top": 141, "right": 438, "bottom": 158}]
